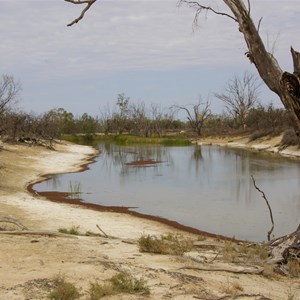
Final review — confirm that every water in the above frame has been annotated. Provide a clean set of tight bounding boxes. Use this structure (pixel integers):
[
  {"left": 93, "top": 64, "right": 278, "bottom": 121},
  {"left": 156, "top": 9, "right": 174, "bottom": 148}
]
[{"left": 34, "top": 143, "right": 300, "bottom": 241}]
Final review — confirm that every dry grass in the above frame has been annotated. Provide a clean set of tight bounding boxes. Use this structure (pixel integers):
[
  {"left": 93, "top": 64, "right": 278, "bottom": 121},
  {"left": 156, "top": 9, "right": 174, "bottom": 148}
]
[
  {"left": 89, "top": 271, "right": 150, "bottom": 299},
  {"left": 223, "top": 241, "right": 269, "bottom": 263},
  {"left": 48, "top": 275, "right": 80, "bottom": 300},
  {"left": 58, "top": 225, "right": 80, "bottom": 235},
  {"left": 138, "top": 233, "right": 193, "bottom": 256}
]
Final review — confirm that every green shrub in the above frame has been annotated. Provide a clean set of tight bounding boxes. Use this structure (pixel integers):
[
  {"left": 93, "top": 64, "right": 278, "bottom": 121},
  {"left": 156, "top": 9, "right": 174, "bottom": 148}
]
[{"left": 58, "top": 225, "right": 80, "bottom": 235}]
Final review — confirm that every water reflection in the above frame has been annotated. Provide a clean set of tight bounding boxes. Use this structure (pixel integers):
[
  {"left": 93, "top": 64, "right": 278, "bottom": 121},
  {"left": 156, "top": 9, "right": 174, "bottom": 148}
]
[{"left": 34, "top": 143, "right": 300, "bottom": 241}]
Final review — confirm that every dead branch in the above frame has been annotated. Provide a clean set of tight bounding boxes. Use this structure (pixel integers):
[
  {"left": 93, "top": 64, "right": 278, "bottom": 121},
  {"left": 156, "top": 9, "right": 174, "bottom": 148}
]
[
  {"left": 96, "top": 224, "right": 109, "bottom": 238},
  {"left": 0, "top": 230, "right": 78, "bottom": 238},
  {"left": 251, "top": 175, "right": 274, "bottom": 241},
  {"left": 179, "top": 264, "right": 263, "bottom": 275},
  {"left": 65, "top": 0, "right": 97, "bottom": 26},
  {"left": 179, "top": 0, "right": 237, "bottom": 26},
  {"left": 0, "top": 216, "right": 28, "bottom": 231}
]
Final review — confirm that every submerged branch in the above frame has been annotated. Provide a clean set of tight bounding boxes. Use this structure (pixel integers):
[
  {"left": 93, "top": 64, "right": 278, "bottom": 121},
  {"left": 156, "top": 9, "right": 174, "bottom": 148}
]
[{"left": 251, "top": 175, "right": 274, "bottom": 241}]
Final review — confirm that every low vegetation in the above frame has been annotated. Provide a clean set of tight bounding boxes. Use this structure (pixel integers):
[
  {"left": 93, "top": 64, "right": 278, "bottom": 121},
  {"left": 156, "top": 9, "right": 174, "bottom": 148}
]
[
  {"left": 48, "top": 275, "right": 80, "bottom": 300},
  {"left": 58, "top": 225, "right": 80, "bottom": 235},
  {"left": 138, "top": 233, "right": 193, "bottom": 255},
  {"left": 223, "top": 241, "right": 269, "bottom": 263},
  {"left": 89, "top": 271, "right": 150, "bottom": 299}
]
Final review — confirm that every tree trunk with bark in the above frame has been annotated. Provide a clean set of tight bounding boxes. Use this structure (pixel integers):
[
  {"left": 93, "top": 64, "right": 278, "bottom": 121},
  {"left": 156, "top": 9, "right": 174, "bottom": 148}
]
[{"left": 224, "top": 0, "right": 300, "bottom": 137}]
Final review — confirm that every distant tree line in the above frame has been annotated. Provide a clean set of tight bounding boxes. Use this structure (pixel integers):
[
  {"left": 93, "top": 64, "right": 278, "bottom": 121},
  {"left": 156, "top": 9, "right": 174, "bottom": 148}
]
[{"left": 0, "top": 73, "right": 296, "bottom": 146}]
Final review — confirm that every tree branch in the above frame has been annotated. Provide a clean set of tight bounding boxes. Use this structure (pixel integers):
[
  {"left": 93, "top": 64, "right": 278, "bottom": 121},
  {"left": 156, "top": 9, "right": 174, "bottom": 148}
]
[
  {"left": 65, "top": 0, "right": 97, "bottom": 26},
  {"left": 251, "top": 175, "right": 274, "bottom": 242},
  {"left": 179, "top": 0, "right": 237, "bottom": 25}
]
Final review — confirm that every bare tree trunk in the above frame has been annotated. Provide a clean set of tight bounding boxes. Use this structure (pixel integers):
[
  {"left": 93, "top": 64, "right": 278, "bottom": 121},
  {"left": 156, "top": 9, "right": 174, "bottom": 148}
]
[{"left": 223, "top": 0, "right": 300, "bottom": 137}]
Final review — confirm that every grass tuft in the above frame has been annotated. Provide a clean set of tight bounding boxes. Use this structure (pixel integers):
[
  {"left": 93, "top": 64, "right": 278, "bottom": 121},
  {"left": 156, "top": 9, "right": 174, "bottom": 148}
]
[
  {"left": 48, "top": 275, "right": 80, "bottom": 300},
  {"left": 58, "top": 225, "right": 80, "bottom": 235},
  {"left": 89, "top": 272, "right": 150, "bottom": 299},
  {"left": 138, "top": 233, "right": 192, "bottom": 256}
]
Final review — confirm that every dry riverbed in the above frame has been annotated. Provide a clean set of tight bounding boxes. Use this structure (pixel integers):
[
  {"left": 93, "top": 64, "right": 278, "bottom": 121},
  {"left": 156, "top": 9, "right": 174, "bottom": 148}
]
[{"left": 0, "top": 139, "right": 299, "bottom": 299}]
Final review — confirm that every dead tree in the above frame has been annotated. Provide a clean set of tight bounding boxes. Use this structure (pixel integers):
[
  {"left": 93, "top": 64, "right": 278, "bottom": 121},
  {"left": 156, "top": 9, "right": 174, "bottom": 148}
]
[
  {"left": 172, "top": 100, "right": 211, "bottom": 136},
  {"left": 215, "top": 72, "right": 260, "bottom": 129},
  {"left": 180, "top": 0, "right": 300, "bottom": 140}
]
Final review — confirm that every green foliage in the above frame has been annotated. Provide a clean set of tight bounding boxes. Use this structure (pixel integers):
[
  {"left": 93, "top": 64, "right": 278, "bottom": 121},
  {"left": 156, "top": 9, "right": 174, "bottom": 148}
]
[
  {"left": 89, "top": 272, "right": 150, "bottom": 299},
  {"left": 113, "top": 134, "right": 191, "bottom": 146},
  {"left": 48, "top": 276, "right": 80, "bottom": 300},
  {"left": 138, "top": 233, "right": 192, "bottom": 255},
  {"left": 58, "top": 225, "right": 80, "bottom": 235}
]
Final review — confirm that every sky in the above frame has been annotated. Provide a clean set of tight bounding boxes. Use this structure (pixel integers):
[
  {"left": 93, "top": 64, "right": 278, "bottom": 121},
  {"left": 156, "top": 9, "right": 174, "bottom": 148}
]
[{"left": 1, "top": 0, "right": 300, "bottom": 117}]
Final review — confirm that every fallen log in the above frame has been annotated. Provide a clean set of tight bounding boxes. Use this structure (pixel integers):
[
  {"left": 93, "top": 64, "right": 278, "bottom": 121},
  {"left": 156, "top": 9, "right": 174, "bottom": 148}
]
[
  {"left": 0, "top": 216, "right": 28, "bottom": 230},
  {"left": 268, "top": 225, "right": 300, "bottom": 264},
  {"left": 179, "top": 264, "right": 263, "bottom": 275},
  {"left": 0, "top": 230, "right": 78, "bottom": 238}
]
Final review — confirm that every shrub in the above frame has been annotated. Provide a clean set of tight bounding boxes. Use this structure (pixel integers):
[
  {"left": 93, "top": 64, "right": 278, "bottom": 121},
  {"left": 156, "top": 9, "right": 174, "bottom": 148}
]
[
  {"left": 138, "top": 233, "right": 192, "bottom": 255},
  {"left": 48, "top": 276, "right": 80, "bottom": 300},
  {"left": 110, "top": 272, "right": 150, "bottom": 294},
  {"left": 58, "top": 225, "right": 80, "bottom": 235},
  {"left": 89, "top": 282, "right": 114, "bottom": 299},
  {"left": 89, "top": 272, "right": 150, "bottom": 299},
  {"left": 280, "top": 129, "right": 299, "bottom": 148}
]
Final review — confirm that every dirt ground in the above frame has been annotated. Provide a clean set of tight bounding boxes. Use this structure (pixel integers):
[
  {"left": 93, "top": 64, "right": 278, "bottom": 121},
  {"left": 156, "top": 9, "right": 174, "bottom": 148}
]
[{"left": 0, "top": 138, "right": 299, "bottom": 300}]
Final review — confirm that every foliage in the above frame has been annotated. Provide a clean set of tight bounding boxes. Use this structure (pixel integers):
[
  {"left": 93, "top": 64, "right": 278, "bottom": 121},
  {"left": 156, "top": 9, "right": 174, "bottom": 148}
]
[
  {"left": 113, "top": 134, "right": 191, "bottom": 146},
  {"left": 58, "top": 225, "right": 80, "bottom": 235},
  {"left": 48, "top": 275, "right": 80, "bottom": 300},
  {"left": 89, "top": 272, "right": 150, "bottom": 299},
  {"left": 138, "top": 233, "right": 192, "bottom": 255}
]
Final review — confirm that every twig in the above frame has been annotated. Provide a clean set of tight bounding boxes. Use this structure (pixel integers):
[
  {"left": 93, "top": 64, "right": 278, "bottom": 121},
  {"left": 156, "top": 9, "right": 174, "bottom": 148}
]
[
  {"left": 96, "top": 224, "right": 109, "bottom": 238},
  {"left": 65, "top": 0, "right": 97, "bottom": 26},
  {"left": 251, "top": 175, "right": 274, "bottom": 241}
]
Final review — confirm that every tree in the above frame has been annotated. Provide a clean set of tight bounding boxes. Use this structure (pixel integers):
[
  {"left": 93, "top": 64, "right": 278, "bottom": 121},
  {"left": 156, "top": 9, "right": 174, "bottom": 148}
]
[
  {"left": 0, "top": 75, "right": 21, "bottom": 116},
  {"left": 172, "top": 99, "right": 211, "bottom": 136},
  {"left": 215, "top": 72, "right": 260, "bottom": 129},
  {"left": 179, "top": 0, "right": 300, "bottom": 139}
]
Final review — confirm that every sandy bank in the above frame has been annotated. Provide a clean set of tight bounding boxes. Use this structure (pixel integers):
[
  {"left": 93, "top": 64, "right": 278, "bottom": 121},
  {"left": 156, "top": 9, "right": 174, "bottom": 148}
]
[{"left": 197, "top": 133, "right": 300, "bottom": 159}]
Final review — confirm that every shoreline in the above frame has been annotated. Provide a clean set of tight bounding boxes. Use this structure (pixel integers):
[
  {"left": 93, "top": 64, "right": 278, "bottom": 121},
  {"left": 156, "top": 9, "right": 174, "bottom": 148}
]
[
  {"left": 27, "top": 134, "right": 300, "bottom": 242},
  {"left": 1, "top": 139, "right": 299, "bottom": 299},
  {"left": 197, "top": 133, "right": 300, "bottom": 159}
]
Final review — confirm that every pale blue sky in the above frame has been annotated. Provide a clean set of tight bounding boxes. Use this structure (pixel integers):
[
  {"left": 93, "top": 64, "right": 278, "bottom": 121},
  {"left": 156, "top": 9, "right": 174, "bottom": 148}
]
[{"left": 1, "top": 0, "right": 299, "bottom": 116}]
